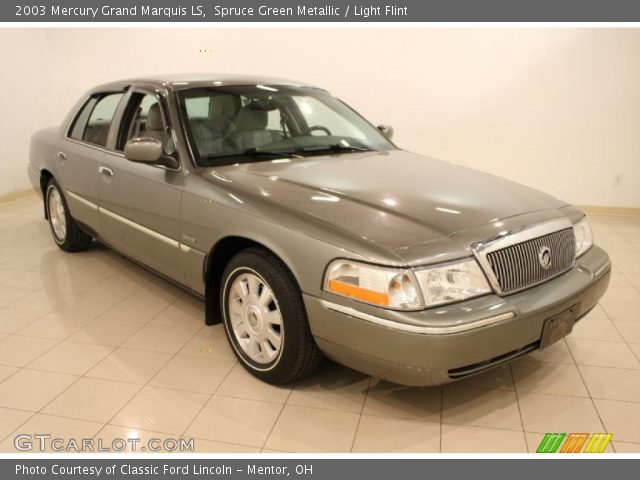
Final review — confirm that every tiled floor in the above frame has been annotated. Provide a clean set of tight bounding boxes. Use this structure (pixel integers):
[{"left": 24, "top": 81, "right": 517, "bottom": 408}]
[{"left": 0, "top": 196, "right": 639, "bottom": 453}]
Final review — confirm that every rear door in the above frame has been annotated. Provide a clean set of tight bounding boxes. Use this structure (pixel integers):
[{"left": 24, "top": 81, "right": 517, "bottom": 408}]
[
  {"left": 58, "top": 92, "right": 124, "bottom": 232},
  {"left": 96, "top": 87, "right": 188, "bottom": 284}
]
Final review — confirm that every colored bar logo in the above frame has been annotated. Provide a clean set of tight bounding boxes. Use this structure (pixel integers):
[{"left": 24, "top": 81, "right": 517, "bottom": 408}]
[{"left": 536, "top": 433, "right": 612, "bottom": 453}]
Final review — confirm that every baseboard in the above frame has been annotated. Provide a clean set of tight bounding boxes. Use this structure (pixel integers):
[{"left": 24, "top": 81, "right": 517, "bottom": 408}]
[
  {"left": 0, "top": 189, "right": 36, "bottom": 205},
  {"left": 577, "top": 205, "right": 640, "bottom": 217}
]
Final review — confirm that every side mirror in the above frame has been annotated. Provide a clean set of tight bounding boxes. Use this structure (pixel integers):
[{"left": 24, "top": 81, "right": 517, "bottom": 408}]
[
  {"left": 124, "top": 137, "right": 179, "bottom": 169},
  {"left": 377, "top": 124, "right": 394, "bottom": 140}
]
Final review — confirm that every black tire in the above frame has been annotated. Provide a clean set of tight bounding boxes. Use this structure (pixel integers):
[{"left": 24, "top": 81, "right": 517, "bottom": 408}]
[
  {"left": 220, "top": 248, "right": 323, "bottom": 384},
  {"left": 45, "top": 178, "right": 92, "bottom": 252}
]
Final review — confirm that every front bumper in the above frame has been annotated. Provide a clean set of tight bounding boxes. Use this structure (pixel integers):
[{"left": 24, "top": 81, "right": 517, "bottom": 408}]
[{"left": 304, "top": 245, "right": 611, "bottom": 386}]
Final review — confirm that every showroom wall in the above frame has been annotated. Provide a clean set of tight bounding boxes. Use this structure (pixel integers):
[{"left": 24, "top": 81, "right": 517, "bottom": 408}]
[{"left": 1, "top": 28, "right": 639, "bottom": 208}]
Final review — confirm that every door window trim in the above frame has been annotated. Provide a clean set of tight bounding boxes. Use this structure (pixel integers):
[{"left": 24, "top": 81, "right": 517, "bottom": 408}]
[
  {"left": 113, "top": 86, "right": 182, "bottom": 172},
  {"left": 64, "top": 89, "right": 128, "bottom": 154}
]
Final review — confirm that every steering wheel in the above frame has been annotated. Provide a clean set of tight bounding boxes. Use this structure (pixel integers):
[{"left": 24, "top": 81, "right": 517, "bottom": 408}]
[{"left": 306, "top": 125, "right": 332, "bottom": 136}]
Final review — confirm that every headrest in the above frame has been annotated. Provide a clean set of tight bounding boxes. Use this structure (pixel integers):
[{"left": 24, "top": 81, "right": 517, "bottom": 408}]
[
  {"left": 235, "top": 106, "right": 268, "bottom": 131},
  {"left": 146, "top": 103, "right": 164, "bottom": 131},
  {"left": 210, "top": 94, "right": 239, "bottom": 120}
]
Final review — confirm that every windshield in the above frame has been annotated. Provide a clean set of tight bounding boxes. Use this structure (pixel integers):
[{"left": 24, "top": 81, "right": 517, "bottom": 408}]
[{"left": 177, "top": 85, "right": 395, "bottom": 167}]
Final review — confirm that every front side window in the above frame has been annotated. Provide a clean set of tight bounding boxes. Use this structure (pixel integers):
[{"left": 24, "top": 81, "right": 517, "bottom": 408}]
[
  {"left": 178, "top": 85, "right": 394, "bottom": 167},
  {"left": 117, "top": 93, "right": 171, "bottom": 152},
  {"left": 82, "top": 93, "right": 123, "bottom": 147}
]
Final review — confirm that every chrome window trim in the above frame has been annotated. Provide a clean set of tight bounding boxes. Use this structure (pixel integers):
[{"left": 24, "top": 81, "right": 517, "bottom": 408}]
[
  {"left": 63, "top": 89, "right": 182, "bottom": 173},
  {"left": 320, "top": 300, "right": 515, "bottom": 335},
  {"left": 471, "top": 217, "right": 574, "bottom": 295}
]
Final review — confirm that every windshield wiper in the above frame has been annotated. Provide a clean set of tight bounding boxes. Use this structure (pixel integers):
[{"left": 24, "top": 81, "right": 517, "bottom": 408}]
[
  {"left": 204, "top": 148, "right": 303, "bottom": 162},
  {"left": 299, "top": 144, "right": 373, "bottom": 154}
]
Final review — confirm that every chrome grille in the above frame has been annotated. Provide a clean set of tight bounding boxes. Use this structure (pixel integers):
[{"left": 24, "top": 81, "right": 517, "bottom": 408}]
[{"left": 485, "top": 228, "right": 575, "bottom": 294}]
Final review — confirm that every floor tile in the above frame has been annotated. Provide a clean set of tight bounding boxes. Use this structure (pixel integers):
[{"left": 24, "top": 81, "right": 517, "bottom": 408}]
[
  {"left": 3, "top": 414, "right": 103, "bottom": 452},
  {"left": 518, "top": 392, "right": 604, "bottom": 433},
  {"left": 0, "top": 369, "right": 77, "bottom": 411},
  {"left": 179, "top": 325, "right": 235, "bottom": 361},
  {"left": 288, "top": 362, "right": 370, "bottom": 413},
  {"left": 601, "top": 286, "right": 640, "bottom": 304},
  {"left": 216, "top": 364, "right": 291, "bottom": 403},
  {"left": 612, "top": 441, "right": 640, "bottom": 453},
  {"left": 265, "top": 405, "right": 359, "bottom": 453},
  {"left": 579, "top": 366, "right": 640, "bottom": 402},
  {"left": 16, "top": 311, "right": 93, "bottom": 339},
  {"left": 151, "top": 297, "right": 203, "bottom": 329},
  {"left": 67, "top": 317, "right": 143, "bottom": 347},
  {"left": 186, "top": 396, "right": 281, "bottom": 447},
  {"left": 512, "top": 360, "right": 589, "bottom": 397},
  {"left": 0, "top": 407, "right": 33, "bottom": 441},
  {"left": 0, "top": 335, "right": 58, "bottom": 367},
  {"left": 0, "top": 365, "right": 18, "bottom": 383},
  {"left": 594, "top": 399, "right": 640, "bottom": 444},
  {"left": 149, "top": 356, "right": 235, "bottom": 394},
  {"left": 0, "top": 287, "right": 35, "bottom": 308},
  {"left": 442, "top": 385, "right": 522, "bottom": 431},
  {"left": 526, "top": 339, "right": 574, "bottom": 364},
  {"left": 103, "top": 295, "right": 171, "bottom": 323},
  {"left": 0, "top": 308, "right": 44, "bottom": 334},
  {"left": 601, "top": 302, "right": 640, "bottom": 322},
  {"left": 42, "top": 377, "right": 139, "bottom": 423},
  {"left": 86, "top": 348, "right": 172, "bottom": 384},
  {"left": 572, "top": 316, "right": 624, "bottom": 342},
  {"left": 441, "top": 424, "right": 527, "bottom": 453},
  {"left": 61, "top": 288, "right": 129, "bottom": 318},
  {"left": 8, "top": 290, "right": 69, "bottom": 313},
  {"left": 28, "top": 342, "right": 113, "bottom": 375},
  {"left": 612, "top": 320, "right": 640, "bottom": 343},
  {"left": 363, "top": 381, "right": 441, "bottom": 421},
  {"left": 567, "top": 338, "right": 640, "bottom": 369},
  {"left": 122, "top": 324, "right": 198, "bottom": 354},
  {"left": 352, "top": 415, "right": 440, "bottom": 452},
  {"left": 111, "top": 386, "right": 209, "bottom": 435},
  {"left": 95, "top": 425, "right": 203, "bottom": 453},
  {"left": 190, "top": 438, "right": 260, "bottom": 453}
]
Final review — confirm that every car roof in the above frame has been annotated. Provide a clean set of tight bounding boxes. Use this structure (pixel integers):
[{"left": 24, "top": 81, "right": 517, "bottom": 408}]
[{"left": 89, "top": 73, "right": 322, "bottom": 93}]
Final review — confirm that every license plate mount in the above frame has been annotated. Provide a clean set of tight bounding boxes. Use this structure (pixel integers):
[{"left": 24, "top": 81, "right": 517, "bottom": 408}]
[{"left": 539, "top": 305, "right": 578, "bottom": 350}]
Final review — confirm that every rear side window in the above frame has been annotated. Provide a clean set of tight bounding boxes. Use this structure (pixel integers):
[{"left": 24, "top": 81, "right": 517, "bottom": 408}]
[
  {"left": 81, "top": 93, "right": 123, "bottom": 147},
  {"left": 68, "top": 98, "right": 96, "bottom": 141}
]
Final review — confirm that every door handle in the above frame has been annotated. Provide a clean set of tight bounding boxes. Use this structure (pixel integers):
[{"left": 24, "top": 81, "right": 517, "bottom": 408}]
[
  {"left": 99, "top": 166, "right": 114, "bottom": 177},
  {"left": 56, "top": 151, "right": 67, "bottom": 160}
]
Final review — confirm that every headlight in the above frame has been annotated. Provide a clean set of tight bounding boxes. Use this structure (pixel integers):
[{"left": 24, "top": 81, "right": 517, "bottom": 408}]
[
  {"left": 573, "top": 217, "right": 593, "bottom": 258},
  {"left": 324, "top": 260, "right": 423, "bottom": 310},
  {"left": 414, "top": 259, "right": 492, "bottom": 307}
]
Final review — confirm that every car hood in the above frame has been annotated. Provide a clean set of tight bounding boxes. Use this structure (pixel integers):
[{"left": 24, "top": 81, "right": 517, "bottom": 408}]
[{"left": 209, "top": 149, "right": 568, "bottom": 253}]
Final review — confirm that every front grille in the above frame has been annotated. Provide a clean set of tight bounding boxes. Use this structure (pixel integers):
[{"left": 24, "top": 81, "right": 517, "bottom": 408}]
[{"left": 486, "top": 228, "right": 575, "bottom": 294}]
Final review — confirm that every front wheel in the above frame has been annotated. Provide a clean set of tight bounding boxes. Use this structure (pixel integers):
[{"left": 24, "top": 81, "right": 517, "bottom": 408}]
[
  {"left": 220, "top": 248, "right": 323, "bottom": 384},
  {"left": 46, "top": 179, "right": 92, "bottom": 252}
]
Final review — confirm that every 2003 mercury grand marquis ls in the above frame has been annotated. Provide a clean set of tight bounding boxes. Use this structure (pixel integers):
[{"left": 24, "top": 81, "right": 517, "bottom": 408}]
[{"left": 28, "top": 75, "right": 611, "bottom": 386}]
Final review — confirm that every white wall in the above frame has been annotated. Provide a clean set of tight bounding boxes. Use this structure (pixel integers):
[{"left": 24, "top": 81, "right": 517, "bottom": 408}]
[{"left": 1, "top": 28, "right": 639, "bottom": 207}]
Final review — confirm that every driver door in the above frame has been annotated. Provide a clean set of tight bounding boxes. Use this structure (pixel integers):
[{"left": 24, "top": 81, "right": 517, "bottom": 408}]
[{"left": 97, "top": 89, "right": 187, "bottom": 284}]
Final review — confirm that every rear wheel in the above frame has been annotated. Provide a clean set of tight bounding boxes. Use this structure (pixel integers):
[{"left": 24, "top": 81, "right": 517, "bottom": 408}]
[
  {"left": 220, "top": 248, "right": 323, "bottom": 384},
  {"left": 46, "top": 179, "right": 92, "bottom": 252}
]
